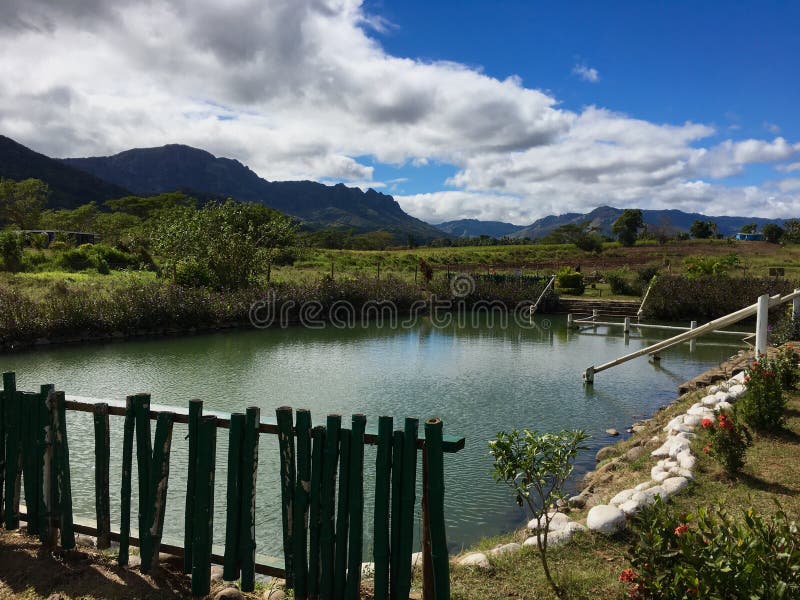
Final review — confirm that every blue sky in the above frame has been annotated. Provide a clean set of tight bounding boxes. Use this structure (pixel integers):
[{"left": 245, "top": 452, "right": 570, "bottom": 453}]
[
  {"left": 2, "top": 0, "right": 799, "bottom": 223},
  {"left": 366, "top": 0, "right": 800, "bottom": 197}
]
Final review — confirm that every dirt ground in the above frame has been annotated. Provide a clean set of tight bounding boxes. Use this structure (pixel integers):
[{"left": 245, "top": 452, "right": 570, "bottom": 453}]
[{"left": 0, "top": 528, "right": 201, "bottom": 600}]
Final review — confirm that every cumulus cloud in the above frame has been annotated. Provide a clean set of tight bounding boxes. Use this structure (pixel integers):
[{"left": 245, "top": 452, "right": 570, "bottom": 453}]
[
  {"left": 572, "top": 63, "right": 600, "bottom": 83},
  {"left": 0, "top": 0, "right": 798, "bottom": 223}
]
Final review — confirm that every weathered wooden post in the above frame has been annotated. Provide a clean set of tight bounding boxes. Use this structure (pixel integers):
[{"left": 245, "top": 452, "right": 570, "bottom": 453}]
[
  {"left": 119, "top": 395, "right": 137, "bottom": 565},
  {"left": 41, "top": 390, "right": 57, "bottom": 548},
  {"left": 36, "top": 384, "right": 54, "bottom": 542},
  {"left": 276, "top": 406, "right": 296, "bottom": 587},
  {"left": 184, "top": 399, "right": 203, "bottom": 574},
  {"left": 755, "top": 293, "right": 770, "bottom": 356},
  {"left": 21, "top": 391, "right": 41, "bottom": 535},
  {"left": 372, "top": 416, "right": 393, "bottom": 600},
  {"left": 239, "top": 406, "right": 260, "bottom": 593},
  {"left": 424, "top": 418, "right": 449, "bottom": 600},
  {"left": 224, "top": 412, "right": 245, "bottom": 581},
  {"left": 293, "top": 409, "right": 313, "bottom": 600},
  {"left": 143, "top": 412, "right": 175, "bottom": 573},
  {"left": 309, "top": 425, "right": 326, "bottom": 598},
  {"left": 133, "top": 394, "right": 153, "bottom": 564},
  {"left": 93, "top": 403, "right": 111, "bottom": 549},
  {"left": 191, "top": 415, "right": 217, "bottom": 598},
  {"left": 389, "top": 430, "right": 404, "bottom": 600},
  {"left": 320, "top": 414, "right": 341, "bottom": 600},
  {"left": 396, "top": 418, "right": 419, "bottom": 600},
  {"left": 334, "top": 428, "right": 352, "bottom": 599},
  {"left": 3, "top": 371, "right": 20, "bottom": 530},
  {"left": 346, "top": 414, "right": 366, "bottom": 600},
  {"left": 623, "top": 317, "right": 630, "bottom": 334},
  {"left": 52, "top": 391, "right": 75, "bottom": 549},
  {"left": 567, "top": 313, "right": 574, "bottom": 329}
]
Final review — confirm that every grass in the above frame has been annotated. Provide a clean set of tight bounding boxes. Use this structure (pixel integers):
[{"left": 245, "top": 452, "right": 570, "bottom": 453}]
[{"left": 439, "top": 390, "right": 800, "bottom": 599}]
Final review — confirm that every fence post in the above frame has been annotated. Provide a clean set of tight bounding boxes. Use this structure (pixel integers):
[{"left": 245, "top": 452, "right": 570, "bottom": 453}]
[
  {"left": 424, "top": 419, "right": 449, "bottom": 600},
  {"left": 0, "top": 372, "right": 6, "bottom": 526},
  {"left": 144, "top": 412, "right": 175, "bottom": 573},
  {"left": 346, "top": 414, "right": 366, "bottom": 600},
  {"left": 41, "top": 390, "right": 56, "bottom": 548},
  {"left": 309, "top": 425, "right": 326, "bottom": 599},
  {"left": 52, "top": 391, "right": 75, "bottom": 549},
  {"left": 396, "top": 418, "right": 419, "bottom": 600},
  {"left": 239, "top": 406, "right": 261, "bottom": 593},
  {"left": 133, "top": 394, "right": 152, "bottom": 565},
  {"left": 389, "top": 430, "right": 404, "bottom": 600},
  {"left": 224, "top": 413, "right": 245, "bottom": 581},
  {"left": 293, "top": 409, "right": 313, "bottom": 600},
  {"left": 22, "top": 391, "right": 40, "bottom": 535},
  {"left": 119, "top": 395, "right": 136, "bottom": 565},
  {"left": 421, "top": 449, "right": 433, "bottom": 600},
  {"left": 184, "top": 399, "right": 203, "bottom": 574},
  {"left": 3, "top": 371, "right": 20, "bottom": 530},
  {"left": 276, "top": 406, "right": 296, "bottom": 587},
  {"left": 37, "top": 384, "right": 54, "bottom": 543},
  {"left": 794, "top": 289, "right": 800, "bottom": 321},
  {"left": 334, "top": 428, "right": 352, "bottom": 599},
  {"left": 191, "top": 415, "right": 217, "bottom": 598},
  {"left": 93, "top": 403, "right": 111, "bottom": 549},
  {"left": 372, "top": 416, "right": 393, "bottom": 600},
  {"left": 755, "top": 293, "right": 770, "bottom": 356},
  {"left": 320, "top": 414, "right": 341, "bottom": 600}
]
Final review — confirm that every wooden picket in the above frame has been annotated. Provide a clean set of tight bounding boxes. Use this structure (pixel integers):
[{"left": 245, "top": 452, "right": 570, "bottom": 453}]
[{"left": 0, "top": 372, "right": 464, "bottom": 600}]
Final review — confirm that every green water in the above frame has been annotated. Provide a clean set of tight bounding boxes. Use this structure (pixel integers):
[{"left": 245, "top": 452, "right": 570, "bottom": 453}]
[{"left": 4, "top": 315, "right": 740, "bottom": 558}]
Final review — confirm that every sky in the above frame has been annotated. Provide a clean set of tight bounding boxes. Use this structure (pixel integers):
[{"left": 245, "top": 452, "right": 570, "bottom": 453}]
[{"left": 1, "top": 0, "right": 799, "bottom": 225}]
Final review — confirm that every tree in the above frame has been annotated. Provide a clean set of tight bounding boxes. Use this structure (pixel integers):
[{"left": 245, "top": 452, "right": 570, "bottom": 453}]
[
  {"left": 105, "top": 192, "right": 196, "bottom": 219},
  {"left": 740, "top": 222, "right": 758, "bottom": 234},
  {"left": 40, "top": 202, "right": 99, "bottom": 232},
  {"left": 690, "top": 220, "right": 716, "bottom": 239},
  {"left": 611, "top": 209, "right": 644, "bottom": 246},
  {"left": 490, "top": 429, "right": 590, "bottom": 599},
  {"left": 761, "top": 223, "right": 784, "bottom": 244},
  {"left": 782, "top": 219, "right": 800, "bottom": 243},
  {"left": 149, "top": 200, "right": 297, "bottom": 288},
  {"left": 0, "top": 178, "right": 49, "bottom": 229},
  {"left": 543, "top": 221, "right": 604, "bottom": 253}
]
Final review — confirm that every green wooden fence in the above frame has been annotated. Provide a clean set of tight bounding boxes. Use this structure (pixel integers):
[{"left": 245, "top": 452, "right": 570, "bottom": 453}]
[{"left": 0, "top": 372, "right": 464, "bottom": 599}]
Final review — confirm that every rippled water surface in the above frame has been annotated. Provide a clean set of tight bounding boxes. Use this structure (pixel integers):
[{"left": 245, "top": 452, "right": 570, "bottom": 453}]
[{"left": 5, "top": 315, "right": 742, "bottom": 558}]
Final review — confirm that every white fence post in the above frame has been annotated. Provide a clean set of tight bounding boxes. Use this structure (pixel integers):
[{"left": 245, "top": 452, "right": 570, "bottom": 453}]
[
  {"left": 793, "top": 288, "right": 800, "bottom": 321},
  {"left": 755, "top": 294, "right": 770, "bottom": 357}
]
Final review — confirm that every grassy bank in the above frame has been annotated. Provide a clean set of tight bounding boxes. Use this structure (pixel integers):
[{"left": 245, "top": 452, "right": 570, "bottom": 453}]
[{"left": 439, "top": 390, "right": 800, "bottom": 599}]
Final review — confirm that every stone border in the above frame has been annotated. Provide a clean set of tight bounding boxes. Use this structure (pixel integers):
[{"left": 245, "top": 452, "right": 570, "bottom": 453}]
[{"left": 449, "top": 370, "right": 750, "bottom": 570}]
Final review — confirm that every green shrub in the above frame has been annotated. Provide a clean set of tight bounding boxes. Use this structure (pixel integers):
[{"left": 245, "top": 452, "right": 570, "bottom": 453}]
[
  {"left": 95, "top": 258, "right": 110, "bottom": 275},
  {"left": 0, "top": 231, "right": 24, "bottom": 272},
  {"left": 57, "top": 248, "right": 94, "bottom": 271},
  {"left": 624, "top": 500, "right": 800, "bottom": 599},
  {"left": 174, "top": 258, "right": 213, "bottom": 287},
  {"left": 740, "top": 355, "right": 787, "bottom": 431},
  {"left": 556, "top": 266, "right": 585, "bottom": 295},
  {"left": 699, "top": 411, "right": 751, "bottom": 475},
  {"left": 773, "top": 344, "right": 800, "bottom": 390},
  {"left": 78, "top": 243, "right": 94, "bottom": 251},
  {"left": 49, "top": 241, "right": 68, "bottom": 251},
  {"left": 641, "top": 275, "right": 794, "bottom": 321},
  {"left": 26, "top": 232, "right": 49, "bottom": 249},
  {"left": 90, "top": 244, "right": 139, "bottom": 269},
  {"left": 605, "top": 267, "right": 639, "bottom": 295}
]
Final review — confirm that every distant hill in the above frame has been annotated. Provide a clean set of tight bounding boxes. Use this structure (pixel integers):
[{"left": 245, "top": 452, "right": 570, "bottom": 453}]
[
  {"left": 0, "top": 135, "right": 131, "bottom": 208},
  {"left": 435, "top": 219, "right": 524, "bottom": 238},
  {"left": 63, "top": 144, "right": 445, "bottom": 241},
  {"left": 510, "top": 205, "right": 785, "bottom": 239}
]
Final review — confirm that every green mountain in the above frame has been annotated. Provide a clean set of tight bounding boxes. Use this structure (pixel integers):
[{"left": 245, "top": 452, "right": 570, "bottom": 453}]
[
  {"left": 510, "top": 205, "right": 785, "bottom": 239},
  {"left": 435, "top": 219, "right": 524, "bottom": 238},
  {"left": 63, "top": 144, "right": 446, "bottom": 241},
  {"left": 0, "top": 135, "right": 131, "bottom": 208}
]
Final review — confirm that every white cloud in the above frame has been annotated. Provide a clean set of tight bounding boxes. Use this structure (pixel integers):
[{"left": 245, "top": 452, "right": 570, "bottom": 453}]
[
  {"left": 572, "top": 64, "right": 600, "bottom": 83},
  {"left": 777, "top": 179, "right": 800, "bottom": 193},
  {"left": 0, "top": 0, "right": 798, "bottom": 223},
  {"left": 777, "top": 162, "right": 800, "bottom": 173},
  {"left": 764, "top": 121, "right": 781, "bottom": 134}
]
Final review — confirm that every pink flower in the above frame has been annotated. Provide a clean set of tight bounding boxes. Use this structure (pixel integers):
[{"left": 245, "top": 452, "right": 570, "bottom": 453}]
[
  {"left": 674, "top": 524, "right": 689, "bottom": 536},
  {"left": 701, "top": 418, "right": 713, "bottom": 428}
]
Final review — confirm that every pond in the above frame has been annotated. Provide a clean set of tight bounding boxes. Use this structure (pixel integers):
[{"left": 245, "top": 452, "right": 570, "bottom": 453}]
[{"left": 3, "top": 314, "right": 743, "bottom": 560}]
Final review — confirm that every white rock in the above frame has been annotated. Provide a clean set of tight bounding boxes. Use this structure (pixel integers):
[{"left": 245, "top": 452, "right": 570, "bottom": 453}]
[
  {"left": 632, "top": 485, "right": 666, "bottom": 505},
  {"left": 701, "top": 395, "right": 718, "bottom": 407},
  {"left": 683, "top": 414, "right": 702, "bottom": 427},
  {"left": 663, "top": 416, "right": 684, "bottom": 432},
  {"left": 728, "top": 384, "right": 746, "bottom": 399},
  {"left": 661, "top": 476, "right": 689, "bottom": 496},
  {"left": 458, "top": 552, "right": 491, "bottom": 570},
  {"left": 708, "top": 385, "right": 720, "bottom": 394},
  {"left": 674, "top": 431, "right": 697, "bottom": 440},
  {"left": 651, "top": 442, "right": 672, "bottom": 458},
  {"left": 668, "top": 440, "right": 691, "bottom": 458},
  {"left": 718, "top": 382, "right": 730, "bottom": 392},
  {"left": 587, "top": 505, "right": 626, "bottom": 534},
  {"left": 634, "top": 482, "right": 653, "bottom": 491},
  {"left": 714, "top": 391, "right": 730, "bottom": 403},
  {"left": 490, "top": 542, "right": 521, "bottom": 556},
  {"left": 619, "top": 499, "right": 644, "bottom": 516},
  {"left": 676, "top": 450, "right": 696, "bottom": 470},
  {"left": 668, "top": 467, "right": 695, "bottom": 480},
  {"left": 651, "top": 469, "right": 672, "bottom": 483},
  {"left": 732, "top": 371, "right": 746, "bottom": 383},
  {"left": 687, "top": 405, "right": 707, "bottom": 416},
  {"left": 527, "top": 511, "right": 572, "bottom": 532},
  {"left": 610, "top": 489, "right": 636, "bottom": 506},
  {"left": 716, "top": 401, "right": 733, "bottom": 413}
]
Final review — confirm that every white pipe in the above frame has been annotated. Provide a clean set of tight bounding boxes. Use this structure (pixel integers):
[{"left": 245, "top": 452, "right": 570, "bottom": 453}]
[{"left": 755, "top": 293, "right": 769, "bottom": 356}]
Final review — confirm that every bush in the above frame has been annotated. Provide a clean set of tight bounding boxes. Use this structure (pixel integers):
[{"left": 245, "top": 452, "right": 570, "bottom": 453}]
[
  {"left": 699, "top": 411, "right": 751, "bottom": 475},
  {"left": 90, "top": 244, "right": 140, "bottom": 269},
  {"left": 0, "top": 231, "right": 24, "bottom": 272},
  {"left": 556, "top": 266, "right": 585, "bottom": 295},
  {"left": 174, "top": 258, "right": 213, "bottom": 287},
  {"left": 740, "top": 356, "right": 787, "bottom": 431},
  {"left": 57, "top": 248, "right": 94, "bottom": 271},
  {"left": 605, "top": 267, "right": 640, "bottom": 296},
  {"left": 624, "top": 500, "right": 800, "bottom": 599},
  {"left": 773, "top": 344, "right": 800, "bottom": 390},
  {"left": 641, "top": 275, "right": 794, "bottom": 321}
]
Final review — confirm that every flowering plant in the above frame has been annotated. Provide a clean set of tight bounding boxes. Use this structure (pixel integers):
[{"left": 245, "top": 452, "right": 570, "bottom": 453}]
[
  {"left": 740, "top": 354, "right": 787, "bottom": 431},
  {"left": 699, "top": 411, "right": 751, "bottom": 475}
]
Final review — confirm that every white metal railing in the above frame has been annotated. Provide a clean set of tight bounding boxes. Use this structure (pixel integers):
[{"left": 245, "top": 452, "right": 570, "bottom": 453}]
[
  {"left": 529, "top": 274, "right": 556, "bottom": 316},
  {"left": 583, "top": 288, "right": 800, "bottom": 384}
]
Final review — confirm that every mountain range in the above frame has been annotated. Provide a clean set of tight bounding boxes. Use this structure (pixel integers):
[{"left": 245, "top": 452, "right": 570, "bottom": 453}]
[{"left": 0, "top": 134, "right": 788, "bottom": 241}]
